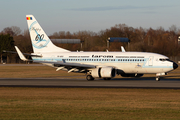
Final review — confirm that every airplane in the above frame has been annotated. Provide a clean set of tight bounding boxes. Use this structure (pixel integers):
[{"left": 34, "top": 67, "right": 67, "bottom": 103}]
[{"left": 14, "top": 15, "right": 178, "bottom": 81}]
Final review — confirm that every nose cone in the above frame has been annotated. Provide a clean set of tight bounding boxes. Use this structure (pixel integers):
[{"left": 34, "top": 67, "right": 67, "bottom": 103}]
[{"left": 173, "top": 62, "right": 178, "bottom": 70}]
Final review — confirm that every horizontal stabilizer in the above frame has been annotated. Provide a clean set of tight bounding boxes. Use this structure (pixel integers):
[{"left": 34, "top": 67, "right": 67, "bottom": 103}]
[{"left": 3, "top": 50, "right": 42, "bottom": 57}]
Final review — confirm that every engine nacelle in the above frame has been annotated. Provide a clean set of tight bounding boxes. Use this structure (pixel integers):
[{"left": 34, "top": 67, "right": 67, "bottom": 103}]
[
  {"left": 91, "top": 67, "right": 116, "bottom": 78},
  {"left": 121, "top": 73, "right": 144, "bottom": 77}
]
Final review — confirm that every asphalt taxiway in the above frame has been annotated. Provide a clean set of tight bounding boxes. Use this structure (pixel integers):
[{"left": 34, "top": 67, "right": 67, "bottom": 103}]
[
  {"left": 1, "top": 64, "right": 180, "bottom": 88},
  {"left": 1, "top": 77, "right": 180, "bottom": 89}
]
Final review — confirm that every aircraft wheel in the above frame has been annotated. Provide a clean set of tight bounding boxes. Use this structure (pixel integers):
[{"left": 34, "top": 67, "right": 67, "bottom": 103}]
[
  {"left": 86, "top": 75, "right": 94, "bottom": 81},
  {"left": 156, "top": 77, "right": 160, "bottom": 81}
]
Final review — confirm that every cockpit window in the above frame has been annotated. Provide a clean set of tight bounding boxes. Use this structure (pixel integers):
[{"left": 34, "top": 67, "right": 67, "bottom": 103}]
[
  {"left": 166, "top": 59, "right": 173, "bottom": 62},
  {"left": 159, "top": 58, "right": 172, "bottom": 62},
  {"left": 159, "top": 58, "right": 166, "bottom": 61}
]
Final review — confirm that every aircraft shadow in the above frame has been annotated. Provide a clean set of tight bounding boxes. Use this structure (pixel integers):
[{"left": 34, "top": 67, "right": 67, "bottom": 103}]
[{"left": 107, "top": 77, "right": 180, "bottom": 81}]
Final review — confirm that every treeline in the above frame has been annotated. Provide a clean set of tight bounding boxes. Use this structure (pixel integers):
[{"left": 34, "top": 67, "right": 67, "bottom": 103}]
[
  {"left": 50, "top": 24, "right": 180, "bottom": 56},
  {"left": 0, "top": 24, "right": 180, "bottom": 63}
]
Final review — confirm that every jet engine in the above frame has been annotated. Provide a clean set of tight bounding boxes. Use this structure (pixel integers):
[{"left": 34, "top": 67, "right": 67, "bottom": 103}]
[{"left": 91, "top": 67, "right": 116, "bottom": 78}]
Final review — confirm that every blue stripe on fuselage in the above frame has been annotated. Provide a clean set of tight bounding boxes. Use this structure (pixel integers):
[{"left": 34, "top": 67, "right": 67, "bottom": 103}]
[{"left": 32, "top": 57, "right": 173, "bottom": 69}]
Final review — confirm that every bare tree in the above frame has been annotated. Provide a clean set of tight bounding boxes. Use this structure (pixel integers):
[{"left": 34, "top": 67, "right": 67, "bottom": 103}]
[
  {"left": 11, "top": 26, "right": 22, "bottom": 36},
  {"left": 169, "top": 25, "right": 177, "bottom": 34},
  {"left": 2, "top": 27, "right": 15, "bottom": 36},
  {"left": 23, "top": 29, "right": 30, "bottom": 39}
]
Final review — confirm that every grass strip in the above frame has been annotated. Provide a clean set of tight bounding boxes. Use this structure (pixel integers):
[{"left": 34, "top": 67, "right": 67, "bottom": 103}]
[{"left": 0, "top": 88, "right": 180, "bottom": 120}]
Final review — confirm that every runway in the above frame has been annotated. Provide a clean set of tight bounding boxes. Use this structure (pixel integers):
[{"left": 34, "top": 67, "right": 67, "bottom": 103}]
[{"left": 1, "top": 77, "right": 180, "bottom": 89}]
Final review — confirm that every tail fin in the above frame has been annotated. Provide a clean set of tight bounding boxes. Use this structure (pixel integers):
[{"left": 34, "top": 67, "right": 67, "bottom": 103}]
[{"left": 26, "top": 15, "right": 70, "bottom": 53}]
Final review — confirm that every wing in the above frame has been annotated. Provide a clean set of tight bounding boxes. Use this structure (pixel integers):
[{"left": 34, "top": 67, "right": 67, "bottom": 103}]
[
  {"left": 121, "top": 46, "right": 126, "bottom": 52},
  {"left": 34, "top": 60, "right": 96, "bottom": 73}
]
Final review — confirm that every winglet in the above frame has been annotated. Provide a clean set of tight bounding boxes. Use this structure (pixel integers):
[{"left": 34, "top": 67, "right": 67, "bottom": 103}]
[
  {"left": 15, "top": 46, "right": 28, "bottom": 61},
  {"left": 121, "top": 46, "right": 126, "bottom": 52}
]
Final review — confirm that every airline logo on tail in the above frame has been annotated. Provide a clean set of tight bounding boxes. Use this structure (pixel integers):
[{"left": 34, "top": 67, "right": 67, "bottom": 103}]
[
  {"left": 26, "top": 15, "right": 70, "bottom": 53},
  {"left": 28, "top": 20, "right": 50, "bottom": 49}
]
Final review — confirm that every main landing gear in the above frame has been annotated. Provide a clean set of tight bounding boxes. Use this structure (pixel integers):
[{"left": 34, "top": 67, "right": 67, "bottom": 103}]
[
  {"left": 86, "top": 75, "right": 112, "bottom": 81},
  {"left": 103, "top": 78, "right": 111, "bottom": 80},
  {"left": 86, "top": 75, "right": 94, "bottom": 81}
]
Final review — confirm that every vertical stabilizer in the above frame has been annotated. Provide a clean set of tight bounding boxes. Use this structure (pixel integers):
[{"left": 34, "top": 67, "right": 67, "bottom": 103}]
[{"left": 26, "top": 15, "right": 70, "bottom": 53}]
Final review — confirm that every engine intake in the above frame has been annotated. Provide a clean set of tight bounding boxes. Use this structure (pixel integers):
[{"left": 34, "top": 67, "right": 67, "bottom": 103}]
[{"left": 91, "top": 67, "right": 116, "bottom": 78}]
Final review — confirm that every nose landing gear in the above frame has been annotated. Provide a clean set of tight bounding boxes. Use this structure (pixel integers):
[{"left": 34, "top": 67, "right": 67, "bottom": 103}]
[
  {"left": 156, "top": 77, "right": 160, "bottom": 81},
  {"left": 156, "top": 73, "right": 167, "bottom": 81}
]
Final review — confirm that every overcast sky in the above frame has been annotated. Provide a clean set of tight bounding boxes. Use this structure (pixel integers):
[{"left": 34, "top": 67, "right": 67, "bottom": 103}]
[{"left": 0, "top": 0, "right": 180, "bottom": 35}]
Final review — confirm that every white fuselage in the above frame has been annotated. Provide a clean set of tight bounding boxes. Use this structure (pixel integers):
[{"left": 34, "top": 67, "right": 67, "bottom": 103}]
[
  {"left": 32, "top": 51, "right": 174, "bottom": 74},
  {"left": 24, "top": 15, "right": 178, "bottom": 81}
]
